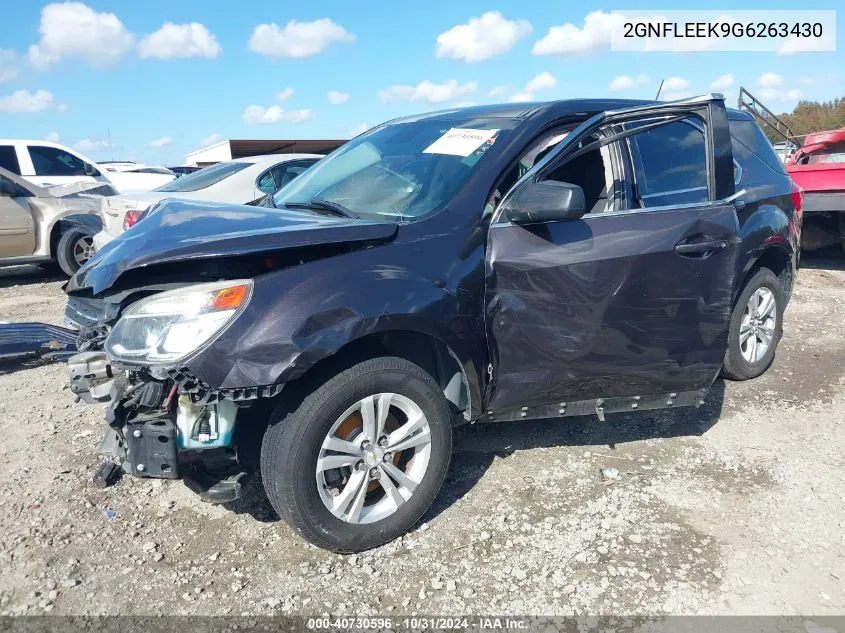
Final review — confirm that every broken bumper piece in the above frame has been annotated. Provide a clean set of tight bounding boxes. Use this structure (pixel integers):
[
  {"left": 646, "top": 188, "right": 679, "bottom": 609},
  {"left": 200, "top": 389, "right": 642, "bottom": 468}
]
[{"left": 68, "top": 350, "right": 244, "bottom": 503}]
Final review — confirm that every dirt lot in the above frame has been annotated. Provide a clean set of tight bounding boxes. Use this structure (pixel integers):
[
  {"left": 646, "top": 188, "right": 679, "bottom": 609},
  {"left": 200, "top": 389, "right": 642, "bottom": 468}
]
[{"left": 0, "top": 256, "right": 844, "bottom": 617}]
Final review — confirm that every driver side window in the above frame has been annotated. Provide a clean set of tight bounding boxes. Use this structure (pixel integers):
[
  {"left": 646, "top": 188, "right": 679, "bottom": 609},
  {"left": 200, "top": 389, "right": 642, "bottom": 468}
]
[
  {"left": 543, "top": 132, "right": 620, "bottom": 214},
  {"left": 488, "top": 124, "right": 624, "bottom": 219}
]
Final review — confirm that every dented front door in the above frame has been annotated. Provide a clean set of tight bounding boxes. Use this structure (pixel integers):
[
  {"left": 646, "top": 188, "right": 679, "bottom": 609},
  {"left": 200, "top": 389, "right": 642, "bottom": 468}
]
[
  {"left": 485, "top": 204, "right": 739, "bottom": 414},
  {"left": 484, "top": 97, "right": 740, "bottom": 415}
]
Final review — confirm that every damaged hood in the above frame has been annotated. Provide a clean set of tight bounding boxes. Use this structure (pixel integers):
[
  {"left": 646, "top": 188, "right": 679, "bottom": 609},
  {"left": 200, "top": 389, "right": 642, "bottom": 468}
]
[{"left": 67, "top": 199, "right": 398, "bottom": 295}]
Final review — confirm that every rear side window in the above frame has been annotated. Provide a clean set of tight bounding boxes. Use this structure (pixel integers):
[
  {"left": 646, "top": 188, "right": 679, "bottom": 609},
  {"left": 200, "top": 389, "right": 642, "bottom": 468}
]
[
  {"left": 155, "top": 161, "right": 249, "bottom": 192},
  {"left": 808, "top": 141, "right": 845, "bottom": 164},
  {"left": 728, "top": 119, "right": 786, "bottom": 174},
  {"left": 29, "top": 145, "right": 88, "bottom": 176},
  {"left": 0, "top": 145, "right": 21, "bottom": 175},
  {"left": 629, "top": 120, "right": 708, "bottom": 207}
]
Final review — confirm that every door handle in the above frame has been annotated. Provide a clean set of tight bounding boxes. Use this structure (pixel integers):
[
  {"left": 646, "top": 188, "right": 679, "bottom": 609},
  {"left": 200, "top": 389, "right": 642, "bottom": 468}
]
[{"left": 674, "top": 238, "right": 729, "bottom": 257}]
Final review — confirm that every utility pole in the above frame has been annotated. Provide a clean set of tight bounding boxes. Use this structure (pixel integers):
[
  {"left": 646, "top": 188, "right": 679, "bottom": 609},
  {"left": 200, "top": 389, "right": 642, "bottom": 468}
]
[{"left": 655, "top": 79, "right": 664, "bottom": 100}]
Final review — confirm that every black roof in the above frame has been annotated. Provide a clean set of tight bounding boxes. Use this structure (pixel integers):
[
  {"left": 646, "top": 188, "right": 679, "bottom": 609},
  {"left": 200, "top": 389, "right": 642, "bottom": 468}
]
[{"left": 394, "top": 99, "right": 658, "bottom": 124}]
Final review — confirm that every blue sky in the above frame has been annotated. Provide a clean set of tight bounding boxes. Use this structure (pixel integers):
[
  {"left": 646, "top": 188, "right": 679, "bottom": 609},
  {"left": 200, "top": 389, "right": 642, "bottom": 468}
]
[{"left": 0, "top": 1, "right": 842, "bottom": 165}]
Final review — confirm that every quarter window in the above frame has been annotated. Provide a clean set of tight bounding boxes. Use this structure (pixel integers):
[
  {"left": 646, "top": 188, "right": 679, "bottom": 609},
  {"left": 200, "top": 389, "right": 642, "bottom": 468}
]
[
  {"left": 0, "top": 145, "right": 21, "bottom": 175},
  {"left": 630, "top": 120, "right": 708, "bottom": 207},
  {"left": 29, "top": 145, "right": 88, "bottom": 177}
]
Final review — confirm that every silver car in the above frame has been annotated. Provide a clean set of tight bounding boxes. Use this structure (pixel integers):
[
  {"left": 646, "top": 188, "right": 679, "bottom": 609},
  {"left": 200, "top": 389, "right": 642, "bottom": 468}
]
[
  {"left": 0, "top": 166, "right": 109, "bottom": 275},
  {"left": 95, "top": 153, "right": 322, "bottom": 249}
]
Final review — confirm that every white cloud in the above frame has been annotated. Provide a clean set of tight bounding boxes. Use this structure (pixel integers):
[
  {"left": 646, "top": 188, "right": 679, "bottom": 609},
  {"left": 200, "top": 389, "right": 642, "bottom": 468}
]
[
  {"left": 350, "top": 123, "right": 370, "bottom": 136},
  {"left": 327, "top": 90, "right": 350, "bottom": 104},
  {"left": 501, "top": 72, "right": 557, "bottom": 102},
  {"left": 0, "top": 89, "right": 55, "bottom": 113},
  {"left": 532, "top": 10, "right": 623, "bottom": 56},
  {"left": 0, "top": 50, "right": 18, "bottom": 84},
  {"left": 148, "top": 136, "right": 173, "bottom": 148},
  {"left": 778, "top": 33, "right": 836, "bottom": 56},
  {"left": 199, "top": 133, "right": 221, "bottom": 147},
  {"left": 608, "top": 74, "right": 649, "bottom": 92},
  {"left": 248, "top": 19, "right": 354, "bottom": 59},
  {"left": 28, "top": 2, "right": 134, "bottom": 70},
  {"left": 757, "top": 72, "right": 784, "bottom": 89},
  {"left": 508, "top": 91, "right": 533, "bottom": 103},
  {"left": 277, "top": 87, "right": 295, "bottom": 102},
  {"left": 75, "top": 139, "right": 109, "bottom": 152},
  {"left": 378, "top": 79, "right": 477, "bottom": 104},
  {"left": 488, "top": 85, "right": 511, "bottom": 98},
  {"left": 755, "top": 73, "right": 801, "bottom": 102},
  {"left": 524, "top": 71, "right": 557, "bottom": 93},
  {"left": 45, "top": 132, "right": 60, "bottom": 142},
  {"left": 659, "top": 76, "right": 692, "bottom": 100},
  {"left": 139, "top": 22, "right": 221, "bottom": 60},
  {"left": 436, "top": 11, "right": 532, "bottom": 63},
  {"left": 710, "top": 73, "right": 735, "bottom": 91},
  {"left": 243, "top": 105, "right": 313, "bottom": 124}
]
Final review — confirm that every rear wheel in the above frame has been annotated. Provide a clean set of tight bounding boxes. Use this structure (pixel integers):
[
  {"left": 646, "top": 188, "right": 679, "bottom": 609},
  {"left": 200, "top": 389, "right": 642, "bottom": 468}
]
[
  {"left": 56, "top": 230, "right": 95, "bottom": 276},
  {"left": 722, "top": 267, "right": 783, "bottom": 380},
  {"left": 260, "top": 357, "right": 453, "bottom": 552}
]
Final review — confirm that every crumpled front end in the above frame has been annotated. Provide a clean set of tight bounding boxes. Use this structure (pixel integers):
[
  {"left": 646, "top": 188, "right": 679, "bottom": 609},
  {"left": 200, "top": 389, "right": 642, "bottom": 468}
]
[
  {"left": 65, "top": 280, "right": 267, "bottom": 503},
  {"left": 68, "top": 348, "right": 249, "bottom": 501}
]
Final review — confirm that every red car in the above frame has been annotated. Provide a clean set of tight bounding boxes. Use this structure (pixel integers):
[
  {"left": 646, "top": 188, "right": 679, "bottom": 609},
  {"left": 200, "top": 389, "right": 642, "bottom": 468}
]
[{"left": 786, "top": 128, "right": 845, "bottom": 251}]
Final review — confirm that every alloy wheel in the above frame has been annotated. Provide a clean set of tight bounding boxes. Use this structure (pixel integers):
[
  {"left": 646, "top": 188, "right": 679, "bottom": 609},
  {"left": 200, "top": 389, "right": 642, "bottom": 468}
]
[
  {"left": 316, "top": 393, "right": 432, "bottom": 524},
  {"left": 72, "top": 235, "right": 95, "bottom": 266},
  {"left": 739, "top": 287, "right": 777, "bottom": 364}
]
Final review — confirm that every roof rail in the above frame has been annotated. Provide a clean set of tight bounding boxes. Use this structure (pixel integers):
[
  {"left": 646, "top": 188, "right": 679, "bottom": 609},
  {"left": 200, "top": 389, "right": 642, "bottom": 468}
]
[{"left": 737, "top": 87, "right": 799, "bottom": 146}]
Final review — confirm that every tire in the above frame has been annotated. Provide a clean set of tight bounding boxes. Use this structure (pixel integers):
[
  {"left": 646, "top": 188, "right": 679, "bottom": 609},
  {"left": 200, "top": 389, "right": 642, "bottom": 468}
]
[
  {"left": 56, "top": 230, "right": 94, "bottom": 276},
  {"left": 722, "top": 267, "right": 784, "bottom": 381},
  {"left": 261, "top": 356, "right": 453, "bottom": 553}
]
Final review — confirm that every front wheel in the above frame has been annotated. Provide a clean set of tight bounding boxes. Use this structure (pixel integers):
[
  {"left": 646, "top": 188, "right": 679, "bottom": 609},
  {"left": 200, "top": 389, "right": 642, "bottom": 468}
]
[
  {"left": 56, "top": 229, "right": 95, "bottom": 276},
  {"left": 722, "top": 267, "right": 784, "bottom": 380},
  {"left": 260, "top": 357, "right": 453, "bottom": 553}
]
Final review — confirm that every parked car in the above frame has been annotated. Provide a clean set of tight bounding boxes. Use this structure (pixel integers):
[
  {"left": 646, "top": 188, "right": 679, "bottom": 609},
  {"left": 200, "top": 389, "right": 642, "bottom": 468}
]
[
  {"left": 785, "top": 129, "right": 845, "bottom": 251},
  {"left": 0, "top": 166, "right": 108, "bottom": 275},
  {"left": 93, "top": 154, "right": 322, "bottom": 249},
  {"left": 97, "top": 161, "right": 175, "bottom": 192},
  {"left": 65, "top": 95, "right": 799, "bottom": 552},
  {"left": 0, "top": 139, "right": 113, "bottom": 190}
]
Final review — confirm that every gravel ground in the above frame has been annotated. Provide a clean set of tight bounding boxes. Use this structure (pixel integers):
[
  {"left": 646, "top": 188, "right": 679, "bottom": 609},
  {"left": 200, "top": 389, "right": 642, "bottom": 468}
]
[{"left": 0, "top": 255, "right": 843, "bottom": 617}]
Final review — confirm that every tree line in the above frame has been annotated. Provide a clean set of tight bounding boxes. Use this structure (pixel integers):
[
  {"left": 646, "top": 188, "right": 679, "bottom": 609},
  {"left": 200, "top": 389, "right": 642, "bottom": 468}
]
[{"left": 753, "top": 97, "right": 845, "bottom": 141}]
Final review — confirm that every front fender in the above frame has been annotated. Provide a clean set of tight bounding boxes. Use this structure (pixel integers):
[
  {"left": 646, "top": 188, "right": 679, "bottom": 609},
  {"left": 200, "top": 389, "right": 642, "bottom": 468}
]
[{"left": 182, "top": 245, "right": 486, "bottom": 407}]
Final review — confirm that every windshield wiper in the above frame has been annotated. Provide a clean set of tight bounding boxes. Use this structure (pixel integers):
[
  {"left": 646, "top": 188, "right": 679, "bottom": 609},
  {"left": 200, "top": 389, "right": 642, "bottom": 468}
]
[{"left": 283, "top": 198, "right": 359, "bottom": 219}]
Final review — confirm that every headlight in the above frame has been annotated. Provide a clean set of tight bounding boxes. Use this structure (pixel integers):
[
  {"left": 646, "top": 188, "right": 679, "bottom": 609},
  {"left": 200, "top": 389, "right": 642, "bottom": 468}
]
[{"left": 105, "top": 280, "right": 252, "bottom": 364}]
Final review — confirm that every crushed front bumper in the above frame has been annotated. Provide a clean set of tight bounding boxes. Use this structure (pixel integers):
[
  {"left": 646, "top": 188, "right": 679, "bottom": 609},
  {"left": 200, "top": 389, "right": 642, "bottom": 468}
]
[{"left": 68, "top": 350, "right": 245, "bottom": 501}]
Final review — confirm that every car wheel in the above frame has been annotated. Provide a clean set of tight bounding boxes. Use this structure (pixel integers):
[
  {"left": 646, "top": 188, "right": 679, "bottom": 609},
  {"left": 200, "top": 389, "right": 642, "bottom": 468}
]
[
  {"left": 722, "top": 267, "right": 783, "bottom": 381},
  {"left": 56, "top": 230, "right": 95, "bottom": 276},
  {"left": 260, "top": 356, "right": 453, "bottom": 553}
]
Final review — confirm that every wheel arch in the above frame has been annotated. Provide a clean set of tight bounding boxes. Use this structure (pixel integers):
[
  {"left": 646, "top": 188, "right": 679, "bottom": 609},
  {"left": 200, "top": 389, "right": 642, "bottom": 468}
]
[
  {"left": 735, "top": 244, "right": 794, "bottom": 307},
  {"left": 278, "top": 329, "right": 478, "bottom": 425}
]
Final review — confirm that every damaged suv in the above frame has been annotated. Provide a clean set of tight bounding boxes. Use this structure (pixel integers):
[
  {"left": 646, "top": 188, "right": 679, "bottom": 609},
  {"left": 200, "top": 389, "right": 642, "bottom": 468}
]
[{"left": 65, "top": 95, "right": 800, "bottom": 552}]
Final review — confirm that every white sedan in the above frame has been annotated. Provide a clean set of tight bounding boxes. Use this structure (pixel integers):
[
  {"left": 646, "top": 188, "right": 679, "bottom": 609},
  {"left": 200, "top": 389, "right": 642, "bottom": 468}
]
[{"left": 94, "top": 153, "right": 321, "bottom": 249}]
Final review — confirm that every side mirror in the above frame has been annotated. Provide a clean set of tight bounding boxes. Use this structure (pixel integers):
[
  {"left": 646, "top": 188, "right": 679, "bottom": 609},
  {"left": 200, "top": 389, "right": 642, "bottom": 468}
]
[
  {"left": 84, "top": 163, "right": 100, "bottom": 177},
  {"left": 503, "top": 180, "right": 586, "bottom": 224}
]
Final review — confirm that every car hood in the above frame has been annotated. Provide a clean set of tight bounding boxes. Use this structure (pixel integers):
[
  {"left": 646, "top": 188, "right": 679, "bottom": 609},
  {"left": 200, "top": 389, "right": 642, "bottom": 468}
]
[{"left": 67, "top": 199, "right": 398, "bottom": 295}]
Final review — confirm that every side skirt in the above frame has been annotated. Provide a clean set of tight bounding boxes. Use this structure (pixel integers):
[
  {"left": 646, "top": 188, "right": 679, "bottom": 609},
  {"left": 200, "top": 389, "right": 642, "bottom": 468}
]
[{"left": 478, "top": 388, "right": 709, "bottom": 424}]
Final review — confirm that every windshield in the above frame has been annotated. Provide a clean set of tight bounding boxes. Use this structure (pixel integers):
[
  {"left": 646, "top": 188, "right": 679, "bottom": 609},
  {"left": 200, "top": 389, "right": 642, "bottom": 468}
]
[
  {"left": 272, "top": 116, "right": 514, "bottom": 219},
  {"left": 154, "top": 161, "right": 249, "bottom": 192}
]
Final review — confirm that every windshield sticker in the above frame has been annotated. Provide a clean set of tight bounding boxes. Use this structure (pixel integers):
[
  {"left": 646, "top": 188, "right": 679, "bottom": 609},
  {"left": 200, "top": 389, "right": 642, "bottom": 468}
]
[{"left": 423, "top": 128, "right": 500, "bottom": 157}]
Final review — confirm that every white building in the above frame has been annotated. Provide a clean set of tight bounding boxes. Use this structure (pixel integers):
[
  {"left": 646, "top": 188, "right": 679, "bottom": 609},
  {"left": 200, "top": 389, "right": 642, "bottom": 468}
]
[{"left": 185, "top": 139, "right": 347, "bottom": 166}]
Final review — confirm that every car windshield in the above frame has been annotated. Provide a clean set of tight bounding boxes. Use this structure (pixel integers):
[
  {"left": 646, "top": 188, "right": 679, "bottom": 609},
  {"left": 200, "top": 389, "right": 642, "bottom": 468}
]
[
  {"left": 272, "top": 116, "right": 514, "bottom": 219},
  {"left": 154, "top": 161, "right": 249, "bottom": 192}
]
